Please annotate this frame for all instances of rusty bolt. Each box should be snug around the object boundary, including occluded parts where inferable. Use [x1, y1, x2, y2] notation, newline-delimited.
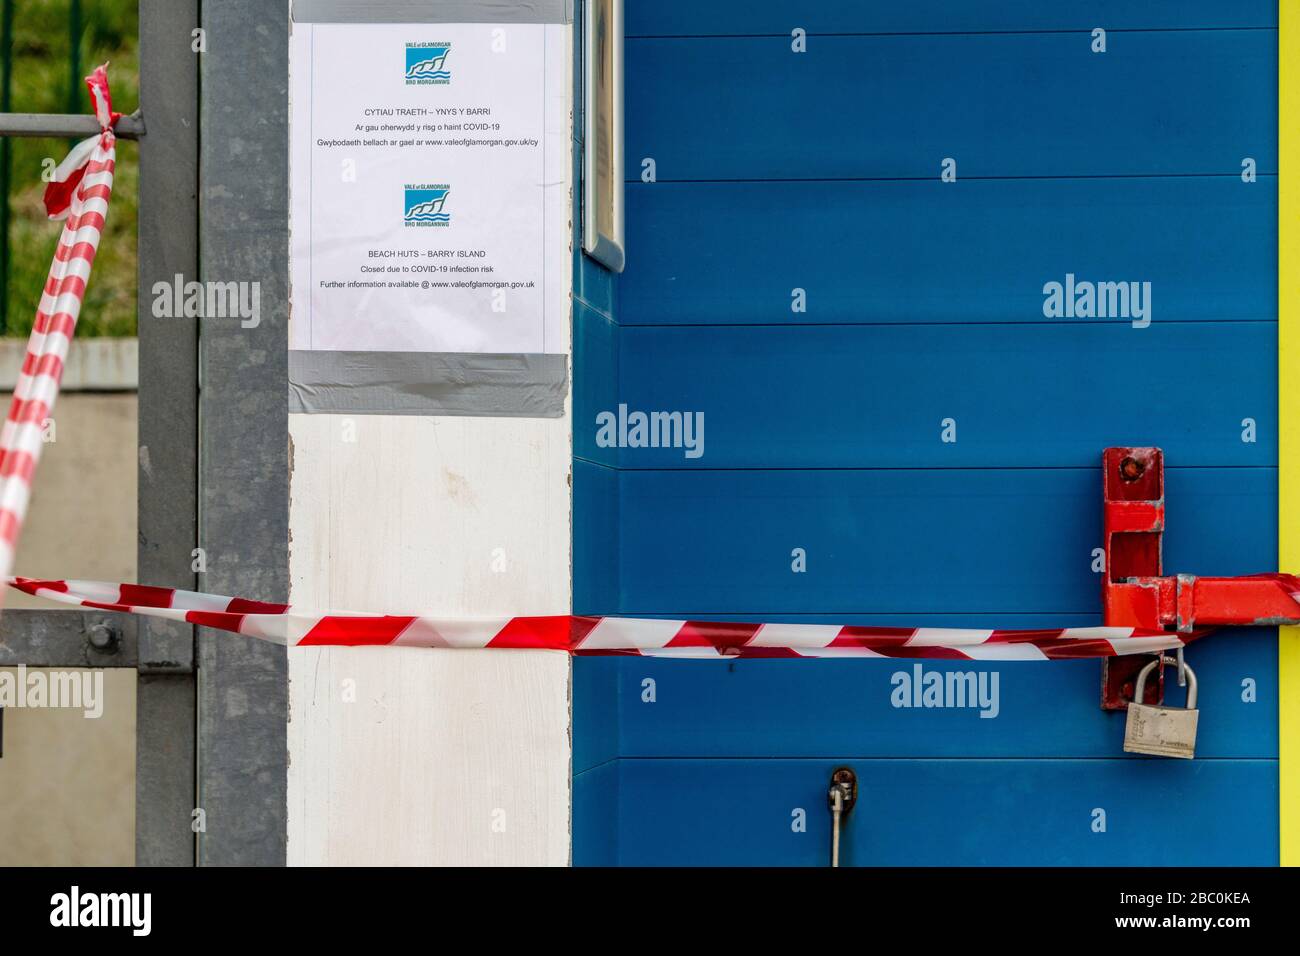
[1119, 456, 1145, 482]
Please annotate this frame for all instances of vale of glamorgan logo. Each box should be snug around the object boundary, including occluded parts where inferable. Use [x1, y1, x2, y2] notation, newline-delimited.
[404, 184, 451, 227]
[406, 42, 451, 84]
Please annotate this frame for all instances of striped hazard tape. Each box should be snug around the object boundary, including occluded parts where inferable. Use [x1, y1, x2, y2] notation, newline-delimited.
[0, 67, 1286, 664]
[7, 575, 1209, 659]
[0, 65, 117, 599]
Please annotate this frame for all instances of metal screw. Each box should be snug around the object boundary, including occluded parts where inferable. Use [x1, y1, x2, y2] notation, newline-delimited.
[86, 622, 117, 652]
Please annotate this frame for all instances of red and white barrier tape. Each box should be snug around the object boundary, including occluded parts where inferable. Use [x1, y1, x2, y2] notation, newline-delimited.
[7, 575, 1210, 659]
[0, 66, 117, 602]
[0, 68, 1286, 663]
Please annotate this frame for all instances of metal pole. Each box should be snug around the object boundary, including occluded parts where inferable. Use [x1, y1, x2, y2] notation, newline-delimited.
[826, 767, 856, 867]
[0, 0, 13, 336]
[67, 0, 81, 146]
[135, 0, 198, 868]
[0, 109, 145, 139]
[829, 789, 843, 867]
[195, 0, 289, 866]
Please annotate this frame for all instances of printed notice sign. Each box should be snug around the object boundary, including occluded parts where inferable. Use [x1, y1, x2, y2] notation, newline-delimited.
[290, 22, 569, 353]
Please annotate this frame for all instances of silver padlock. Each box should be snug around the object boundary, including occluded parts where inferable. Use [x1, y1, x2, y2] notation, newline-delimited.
[1123, 655, 1198, 759]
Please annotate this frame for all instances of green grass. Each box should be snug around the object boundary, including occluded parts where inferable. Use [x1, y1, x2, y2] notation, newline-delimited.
[3, 0, 138, 337]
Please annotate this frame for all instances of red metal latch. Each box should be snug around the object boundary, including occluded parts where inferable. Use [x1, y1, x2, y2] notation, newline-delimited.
[1100, 447, 1300, 709]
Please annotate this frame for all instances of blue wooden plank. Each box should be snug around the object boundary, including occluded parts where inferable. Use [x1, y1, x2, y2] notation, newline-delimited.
[613, 758, 1277, 865]
[573, 303, 618, 466]
[614, 466, 1275, 614]
[572, 762, 620, 866]
[627, 2, 1277, 37]
[621, 178, 1276, 326]
[585, 625, 1275, 759]
[573, 654, 622, 772]
[575, 251, 616, 321]
[573, 459, 620, 612]
[609, 322, 1276, 468]
[626, 32, 1275, 180]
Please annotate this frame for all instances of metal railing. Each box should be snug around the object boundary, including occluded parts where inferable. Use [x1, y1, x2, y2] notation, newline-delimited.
[0, 107, 143, 139]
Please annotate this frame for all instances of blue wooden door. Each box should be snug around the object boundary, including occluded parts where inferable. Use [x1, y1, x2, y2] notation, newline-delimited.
[573, 1, 1279, 865]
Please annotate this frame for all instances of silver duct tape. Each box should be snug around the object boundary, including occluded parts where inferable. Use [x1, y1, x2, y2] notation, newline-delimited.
[292, 0, 571, 24]
[289, 350, 568, 417]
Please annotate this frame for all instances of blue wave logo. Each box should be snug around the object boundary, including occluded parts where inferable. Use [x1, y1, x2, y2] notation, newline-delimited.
[406, 45, 451, 83]
[405, 186, 451, 225]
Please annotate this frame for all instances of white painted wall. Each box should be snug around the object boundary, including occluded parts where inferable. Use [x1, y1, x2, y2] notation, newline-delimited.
[286, 415, 572, 865]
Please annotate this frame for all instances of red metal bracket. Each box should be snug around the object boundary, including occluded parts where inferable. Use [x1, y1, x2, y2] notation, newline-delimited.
[1100, 447, 1300, 709]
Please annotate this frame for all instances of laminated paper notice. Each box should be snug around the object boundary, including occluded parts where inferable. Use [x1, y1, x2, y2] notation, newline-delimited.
[290, 22, 569, 353]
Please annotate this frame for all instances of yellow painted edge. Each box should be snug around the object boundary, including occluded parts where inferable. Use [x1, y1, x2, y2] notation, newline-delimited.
[1281, 0, 1300, 868]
